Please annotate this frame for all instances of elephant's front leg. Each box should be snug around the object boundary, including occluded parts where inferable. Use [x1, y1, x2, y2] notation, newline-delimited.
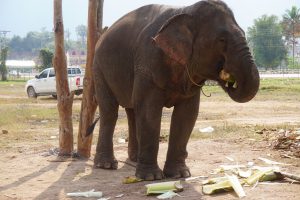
[163, 91, 200, 178]
[134, 80, 165, 181]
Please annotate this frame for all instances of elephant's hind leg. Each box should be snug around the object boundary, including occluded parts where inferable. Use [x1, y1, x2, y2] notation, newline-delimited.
[94, 76, 119, 170]
[125, 108, 138, 162]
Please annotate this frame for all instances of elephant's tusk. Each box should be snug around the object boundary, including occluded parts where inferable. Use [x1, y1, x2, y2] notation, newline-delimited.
[233, 81, 238, 89]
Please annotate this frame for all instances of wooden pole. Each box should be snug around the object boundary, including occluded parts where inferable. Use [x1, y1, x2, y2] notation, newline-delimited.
[53, 0, 74, 156]
[77, 0, 103, 158]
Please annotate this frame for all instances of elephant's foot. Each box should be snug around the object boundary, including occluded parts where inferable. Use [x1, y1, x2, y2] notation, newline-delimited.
[94, 153, 118, 169]
[135, 163, 164, 181]
[163, 162, 191, 178]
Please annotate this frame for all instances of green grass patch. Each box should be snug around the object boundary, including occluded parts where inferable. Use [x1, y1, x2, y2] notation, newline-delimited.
[0, 104, 58, 151]
[256, 78, 300, 101]
[201, 78, 300, 101]
[0, 81, 27, 96]
[204, 78, 300, 93]
[0, 104, 58, 129]
[260, 78, 300, 92]
[0, 80, 27, 84]
[0, 102, 83, 151]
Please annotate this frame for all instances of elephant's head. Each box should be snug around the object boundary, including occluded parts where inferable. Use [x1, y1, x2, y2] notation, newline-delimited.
[153, 0, 259, 103]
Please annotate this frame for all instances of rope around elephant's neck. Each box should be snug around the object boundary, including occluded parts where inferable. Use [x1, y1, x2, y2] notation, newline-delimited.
[185, 65, 211, 97]
[185, 65, 203, 87]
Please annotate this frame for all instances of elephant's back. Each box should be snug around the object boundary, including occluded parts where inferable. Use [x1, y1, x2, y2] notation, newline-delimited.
[97, 4, 178, 55]
[93, 4, 181, 107]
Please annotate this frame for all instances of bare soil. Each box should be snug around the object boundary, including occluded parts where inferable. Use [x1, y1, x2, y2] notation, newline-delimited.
[0, 94, 300, 200]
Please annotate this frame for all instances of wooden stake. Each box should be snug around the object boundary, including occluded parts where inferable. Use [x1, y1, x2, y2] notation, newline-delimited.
[77, 0, 104, 158]
[53, 0, 74, 156]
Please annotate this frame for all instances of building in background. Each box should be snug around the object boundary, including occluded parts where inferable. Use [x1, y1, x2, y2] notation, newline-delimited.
[6, 60, 36, 77]
[67, 50, 86, 67]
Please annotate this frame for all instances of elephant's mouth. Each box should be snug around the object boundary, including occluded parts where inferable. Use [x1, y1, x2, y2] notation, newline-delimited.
[213, 60, 239, 93]
[218, 69, 238, 92]
[216, 66, 260, 103]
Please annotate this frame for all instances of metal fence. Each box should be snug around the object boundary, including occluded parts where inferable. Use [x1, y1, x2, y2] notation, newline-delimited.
[5, 69, 300, 82]
[7, 72, 38, 81]
[259, 69, 300, 78]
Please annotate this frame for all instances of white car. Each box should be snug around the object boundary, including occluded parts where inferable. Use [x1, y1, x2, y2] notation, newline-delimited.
[25, 66, 85, 98]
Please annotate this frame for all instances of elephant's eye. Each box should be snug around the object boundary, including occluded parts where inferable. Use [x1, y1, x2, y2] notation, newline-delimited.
[219, 38, 226, 43]
[218, 37, 227, 52]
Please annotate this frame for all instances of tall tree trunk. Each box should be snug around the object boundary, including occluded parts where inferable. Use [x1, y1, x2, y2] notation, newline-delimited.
[97, 0, 104, 33]
[53, 0, 74, 156]
[77, 0, 104, 158]
[0, 47, 8, 81]
[292, 22, 295, 68]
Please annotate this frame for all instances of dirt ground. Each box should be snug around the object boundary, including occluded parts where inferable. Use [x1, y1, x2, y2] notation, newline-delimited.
[0, 86, 300, 200]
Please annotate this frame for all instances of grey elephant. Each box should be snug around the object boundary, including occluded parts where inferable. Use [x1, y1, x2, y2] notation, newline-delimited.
[92, 0, 260, 180]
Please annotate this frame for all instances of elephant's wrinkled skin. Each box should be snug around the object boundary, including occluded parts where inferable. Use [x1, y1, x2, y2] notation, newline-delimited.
[92, 0, 259, 180]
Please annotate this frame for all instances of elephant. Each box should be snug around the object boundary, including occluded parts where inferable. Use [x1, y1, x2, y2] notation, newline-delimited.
[92, 0, 260, 181]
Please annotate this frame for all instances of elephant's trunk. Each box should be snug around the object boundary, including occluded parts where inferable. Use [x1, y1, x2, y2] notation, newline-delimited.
[221, 39, 260, 103]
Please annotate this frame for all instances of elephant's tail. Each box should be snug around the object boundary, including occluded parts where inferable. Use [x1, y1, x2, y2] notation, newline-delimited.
[86, 116, 100, 137]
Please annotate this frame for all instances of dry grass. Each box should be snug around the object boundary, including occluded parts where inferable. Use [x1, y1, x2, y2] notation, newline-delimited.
[1, 79, 299, 200]
[0, 78, 300, 152]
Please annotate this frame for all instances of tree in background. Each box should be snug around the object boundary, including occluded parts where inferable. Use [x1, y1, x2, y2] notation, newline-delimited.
[65, 29, 71, 42]
[0, 47, 8, 81]
[248, 15, 287, 69]
[38, 48, 53, 71]
[40, 27, 54, 48]
[9, 36, 23, 52]
[282, 6, 300, 69]
[8, 28, 88, 60]
[287, 56, 300, 69]
[9, 30, 54, 59]
[76, 25, 87, 48]
[64, 29, 73, 52]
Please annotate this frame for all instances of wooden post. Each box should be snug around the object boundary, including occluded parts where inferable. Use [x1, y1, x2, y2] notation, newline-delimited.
[77, 0, 104, 158]
[53, 0, 74, 156]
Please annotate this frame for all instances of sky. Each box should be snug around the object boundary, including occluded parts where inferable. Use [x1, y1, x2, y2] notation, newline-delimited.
[0, 0, 299, 39]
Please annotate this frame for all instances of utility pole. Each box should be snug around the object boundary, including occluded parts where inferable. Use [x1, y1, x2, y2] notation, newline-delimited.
[0, 30, 10, 49]
[0, 30, 10, 81]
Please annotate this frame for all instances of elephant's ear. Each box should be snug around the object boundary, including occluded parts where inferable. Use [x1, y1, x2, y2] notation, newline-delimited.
[153, 14, 194, 66]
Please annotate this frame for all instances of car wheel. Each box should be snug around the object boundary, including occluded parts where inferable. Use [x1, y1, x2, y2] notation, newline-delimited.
[52, 94, 57, 99]
[27, 87, 37, 98]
